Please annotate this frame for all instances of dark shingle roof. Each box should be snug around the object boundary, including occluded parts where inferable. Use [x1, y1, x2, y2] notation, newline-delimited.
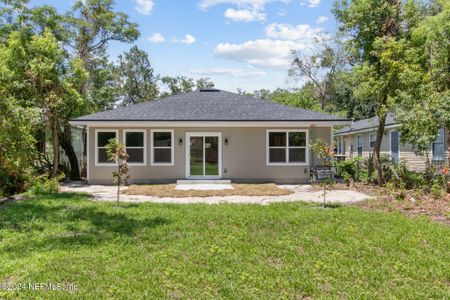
[73, 89, 349, 122]
[335, 112, 396, 134]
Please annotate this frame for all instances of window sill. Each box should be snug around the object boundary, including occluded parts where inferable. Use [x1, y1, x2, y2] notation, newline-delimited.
[151, 163, 174, 166]
[95, 163, 118, 167]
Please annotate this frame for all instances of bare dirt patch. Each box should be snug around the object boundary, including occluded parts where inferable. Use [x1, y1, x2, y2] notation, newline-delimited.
[356, 190, 449, 225]
[312, 182, 449, 225]
[127, 183, 292, 198]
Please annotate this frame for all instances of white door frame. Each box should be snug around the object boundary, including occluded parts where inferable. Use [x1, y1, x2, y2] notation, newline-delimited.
[185, 132, 222, 179]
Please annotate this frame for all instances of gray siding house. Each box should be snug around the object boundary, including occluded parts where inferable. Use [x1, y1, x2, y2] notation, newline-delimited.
[70, 89, 349, 184]
[335, 113, 449, 171]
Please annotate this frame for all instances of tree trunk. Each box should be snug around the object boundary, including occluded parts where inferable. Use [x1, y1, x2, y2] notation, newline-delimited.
[50, 116, 59, 178]
[59, 122, 81, 180]
[372, 112, 387, 186]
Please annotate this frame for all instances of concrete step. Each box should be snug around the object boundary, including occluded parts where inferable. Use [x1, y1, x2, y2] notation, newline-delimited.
[177, 179, 231, 185]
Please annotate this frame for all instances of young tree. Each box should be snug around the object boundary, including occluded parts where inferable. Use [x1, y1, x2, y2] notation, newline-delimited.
[105, 139, 129, 206]
[115, 46, 159, 106]
[334, 0, 403, 185]
[311, 138, 336, 207]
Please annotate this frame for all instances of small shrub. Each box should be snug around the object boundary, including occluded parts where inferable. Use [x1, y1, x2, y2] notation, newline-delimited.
[340, 171, 353, 186]
[0, 165, 33, 197]
[28, 174, 65, 195]
[430, 178, 445, 199]
[336, 157, 365, 182]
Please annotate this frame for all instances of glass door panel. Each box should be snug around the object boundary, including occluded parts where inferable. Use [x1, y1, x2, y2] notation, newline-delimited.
[205, 136, 219, 176]
[190, 137, 203, 176]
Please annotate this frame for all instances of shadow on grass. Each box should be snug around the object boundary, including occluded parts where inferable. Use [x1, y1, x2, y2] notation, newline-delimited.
[0, 192, 170, 256]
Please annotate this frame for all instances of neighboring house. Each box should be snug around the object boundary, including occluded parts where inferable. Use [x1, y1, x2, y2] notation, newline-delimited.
[70, 89, 349, 184]
[335, 113, 449, 171]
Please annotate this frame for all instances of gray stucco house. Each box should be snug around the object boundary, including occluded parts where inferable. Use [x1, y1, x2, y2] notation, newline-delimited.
[70, 89, 349, 184]
[335, 113, 449, 171]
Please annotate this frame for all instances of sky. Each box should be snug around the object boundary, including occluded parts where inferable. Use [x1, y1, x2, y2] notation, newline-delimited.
[30, 0, 338, 92]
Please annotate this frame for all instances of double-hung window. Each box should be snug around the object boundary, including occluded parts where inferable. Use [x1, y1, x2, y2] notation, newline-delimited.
[151, 129, 174, 165]
[357, 135, 363, 157]
[95, 130, 118, 165]
[432, 128, 445, 161]
[267, 130, 308, 165]
[124, 130, 146, 165]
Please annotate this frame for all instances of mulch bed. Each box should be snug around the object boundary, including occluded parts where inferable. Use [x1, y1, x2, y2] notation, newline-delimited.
[127, 183, 293, 198]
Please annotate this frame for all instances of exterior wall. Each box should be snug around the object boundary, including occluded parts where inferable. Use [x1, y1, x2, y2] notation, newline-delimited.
[337, 128, 449, 172]
[87, 126, 332, 184]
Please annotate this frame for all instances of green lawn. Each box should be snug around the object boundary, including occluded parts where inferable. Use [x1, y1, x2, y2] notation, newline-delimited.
[0, 193, 449, 299]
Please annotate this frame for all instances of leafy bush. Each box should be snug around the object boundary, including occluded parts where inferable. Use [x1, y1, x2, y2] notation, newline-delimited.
[28, 174, 65, 195]
[0, 97, 38, 197]
[335, 157, 366, 183]
[0, 165, 33, 197]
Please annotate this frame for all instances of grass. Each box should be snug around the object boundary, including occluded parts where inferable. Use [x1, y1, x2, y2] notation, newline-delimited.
[0, 193, 449, 299]
[127, 183, 292, 197]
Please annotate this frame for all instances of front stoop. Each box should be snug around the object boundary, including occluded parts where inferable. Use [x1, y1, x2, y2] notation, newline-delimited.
[176, 179, 232, 184]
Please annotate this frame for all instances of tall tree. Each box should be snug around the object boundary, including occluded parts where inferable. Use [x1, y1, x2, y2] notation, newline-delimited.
[334, 0, 403, 185]
[289, 36, 346, 111]
[160, 76, 215, 96]
[271, 85, 322, 111]
[0, 0, 28, 41]
[393, 0, 450, 165]
[60, 0, 139, 179]
[115, 46, 159, 106]
[67, 0, 139, 98]
[196, 77, 215, 90]
[0, 29, 85, 178]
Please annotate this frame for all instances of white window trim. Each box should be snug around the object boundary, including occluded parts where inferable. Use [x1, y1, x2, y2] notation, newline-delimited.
[369, 133, 376, 149]
[150, 129, 174, 166]
[95, 129, 119, 166]
[123, 129, 147, 166]
[431, 128, 445, 161]
[266, 129, 309, 166]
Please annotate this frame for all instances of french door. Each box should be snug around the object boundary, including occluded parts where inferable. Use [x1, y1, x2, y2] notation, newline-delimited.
[186, 133, 222, 179]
